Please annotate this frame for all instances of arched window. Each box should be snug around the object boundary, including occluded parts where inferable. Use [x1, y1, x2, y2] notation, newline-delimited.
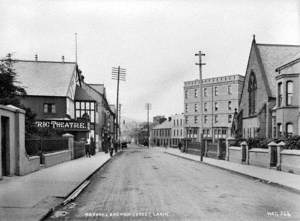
[286, 123, 293, 136]
[286, 81, 293, 106]
[248, 72, 257, 115]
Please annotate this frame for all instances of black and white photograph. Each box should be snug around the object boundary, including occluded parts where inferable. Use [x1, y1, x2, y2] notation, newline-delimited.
[0, 0, 300, 220]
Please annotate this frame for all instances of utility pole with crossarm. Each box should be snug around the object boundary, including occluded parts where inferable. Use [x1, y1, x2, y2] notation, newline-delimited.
[112, 66, 126, 150]
[195, 51, 206, 161]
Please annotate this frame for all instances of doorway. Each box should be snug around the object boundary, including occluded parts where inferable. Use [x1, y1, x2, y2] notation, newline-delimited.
[1, 116, 9, 176]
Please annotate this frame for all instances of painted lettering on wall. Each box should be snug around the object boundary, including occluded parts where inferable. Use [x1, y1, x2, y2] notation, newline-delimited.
[35, 120, 89, 131]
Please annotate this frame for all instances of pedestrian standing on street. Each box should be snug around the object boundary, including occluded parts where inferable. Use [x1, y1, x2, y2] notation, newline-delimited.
[90, 136, 96, 155]
[85, 138, 91, 158]
[178, 141, 182, 150]
[109, 138, 114, 157]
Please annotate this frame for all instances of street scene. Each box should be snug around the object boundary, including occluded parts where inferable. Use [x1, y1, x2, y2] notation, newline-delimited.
[1, 0, 300, 220]
[48, 145, 300, 220]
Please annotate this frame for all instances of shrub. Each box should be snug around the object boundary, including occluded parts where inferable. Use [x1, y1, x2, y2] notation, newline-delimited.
[283, 135, 300, 150]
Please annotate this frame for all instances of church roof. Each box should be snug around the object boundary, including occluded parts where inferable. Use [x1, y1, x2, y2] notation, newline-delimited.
[13, 60, 77, 97]
[256, 43, 300, 96]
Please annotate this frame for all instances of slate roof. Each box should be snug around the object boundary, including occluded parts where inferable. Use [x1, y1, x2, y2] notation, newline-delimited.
[153, 119, 172, 129]
[276, 52, 300, 71]
[13, 60, 77, 97]
[88, 84, 105, 95]
[256, 43, 300, 96]
[74, 85, 95, 101]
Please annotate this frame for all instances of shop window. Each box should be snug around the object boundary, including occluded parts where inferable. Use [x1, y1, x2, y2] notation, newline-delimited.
[286, 81, 293, 106]
[43, 103, 56, 114]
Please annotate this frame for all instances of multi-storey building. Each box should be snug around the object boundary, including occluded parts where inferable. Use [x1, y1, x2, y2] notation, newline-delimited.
[170, 113, 185, 147]
[151, 117, 172, 147]
[13, 56, 115, 151]
[184, 74, 244, 141]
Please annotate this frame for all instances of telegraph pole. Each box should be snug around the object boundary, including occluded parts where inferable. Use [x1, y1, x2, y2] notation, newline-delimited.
[195, 51, 206, 161]
[145, 103, 151, 148]
[112, 66, 126, 150]
[75, 33, 78, 63]
[119, 104, 122, 143]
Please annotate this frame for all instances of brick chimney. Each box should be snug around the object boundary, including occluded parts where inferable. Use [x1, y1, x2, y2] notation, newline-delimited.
[35, 54, 38, 61]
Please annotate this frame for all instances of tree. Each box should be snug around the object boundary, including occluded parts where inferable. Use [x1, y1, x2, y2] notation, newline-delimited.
[0, 54, 37, 137]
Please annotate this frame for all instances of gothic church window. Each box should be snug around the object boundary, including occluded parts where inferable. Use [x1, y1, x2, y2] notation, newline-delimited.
[248, 72, 257, 115]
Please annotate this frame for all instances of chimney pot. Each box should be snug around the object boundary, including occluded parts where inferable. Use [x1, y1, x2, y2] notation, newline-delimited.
[35, 54, 38, 61]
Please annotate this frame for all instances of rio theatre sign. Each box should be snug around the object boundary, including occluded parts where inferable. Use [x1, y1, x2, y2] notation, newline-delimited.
[35, 120, 89, 131]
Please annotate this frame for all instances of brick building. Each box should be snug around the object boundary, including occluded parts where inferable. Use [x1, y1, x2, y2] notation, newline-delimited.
[237, 36, 300, 139]
[184, 74, 244, 142]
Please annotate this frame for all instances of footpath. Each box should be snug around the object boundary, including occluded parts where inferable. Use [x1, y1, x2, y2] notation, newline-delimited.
[161, 147, 300, 193]
[0, 151, 112, 221]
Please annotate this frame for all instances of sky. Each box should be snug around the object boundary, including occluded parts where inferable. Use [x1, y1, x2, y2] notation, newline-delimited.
[0, 0, 299, 122]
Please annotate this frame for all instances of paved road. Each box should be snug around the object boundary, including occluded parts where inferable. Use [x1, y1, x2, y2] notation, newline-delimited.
[49, 145, 300, 220]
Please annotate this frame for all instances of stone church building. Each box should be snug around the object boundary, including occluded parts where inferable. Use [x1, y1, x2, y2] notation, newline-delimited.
[237, 36, 300, 139]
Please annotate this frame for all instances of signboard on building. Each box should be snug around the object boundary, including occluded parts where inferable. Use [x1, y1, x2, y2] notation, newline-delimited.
[35, 120, 89, 131]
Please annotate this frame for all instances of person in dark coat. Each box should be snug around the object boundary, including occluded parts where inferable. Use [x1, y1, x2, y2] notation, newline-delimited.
[178, 141, 183, 150]
[85, 138, 91, 157]
[90, 136, 96, 155]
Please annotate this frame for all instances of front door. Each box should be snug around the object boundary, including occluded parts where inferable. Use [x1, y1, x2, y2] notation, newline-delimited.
[1, 117, 9, 176]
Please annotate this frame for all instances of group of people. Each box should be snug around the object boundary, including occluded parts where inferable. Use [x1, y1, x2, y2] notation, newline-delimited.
[83, 135, 121, 158]
[84, 136, 96, 158]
